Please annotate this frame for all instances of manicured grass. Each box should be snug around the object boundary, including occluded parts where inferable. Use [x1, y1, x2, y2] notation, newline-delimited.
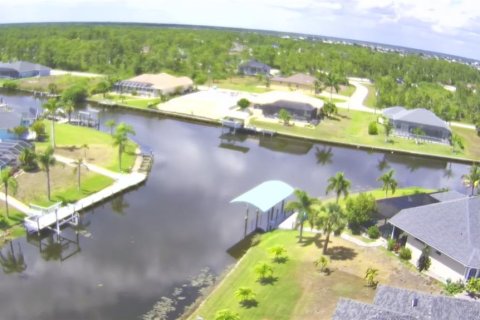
[189, 230, 440, 320]
[250, 110, 480, 161]
[215, 77, 271, 93]
[14, 75, 104, 93]
[364, 84, 377, 108]
[36, 122, 137, 172]
[338, 84, 356, 97]
[0, 208, 26, 243]
[318, 96, 346, 104]
[91, 93, 161, 110]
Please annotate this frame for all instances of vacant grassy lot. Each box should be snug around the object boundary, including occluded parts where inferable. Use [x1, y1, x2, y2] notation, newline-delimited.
[14, 74, 104, 93]
[90, 93, 161, 110]
[190, 231, 440, 320]
[36, 122, 137, 172]
[215, 77, 271, 93]
[9, 165, 113, 207]
[250, 110, 480, 161]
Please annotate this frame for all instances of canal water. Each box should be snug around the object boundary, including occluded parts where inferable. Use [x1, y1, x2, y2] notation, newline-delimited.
[0, 91, 471, 319]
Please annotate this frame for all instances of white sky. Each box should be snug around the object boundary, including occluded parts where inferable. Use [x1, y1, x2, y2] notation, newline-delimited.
[0, 0, 479, 59]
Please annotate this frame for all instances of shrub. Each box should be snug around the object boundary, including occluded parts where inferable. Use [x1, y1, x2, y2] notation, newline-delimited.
[269, 245, 287, 263]
[365, 267, 379, 288]
[314, 255, 330, 273]
[367, 225, 380, 239]
[417, 247, 432, 272]
[254, 262, 274, 283]
[2, 80, 18, 90]
[234, 287, 256, 306]
[387, 238, 396, 251]
[399, 247, 412, 261]
[466, 278, 480, 297]
[237, 98, 250, 109]
[345, 193, 377, 231]
[215, 309, 240, 320]
[368, 121, 378, 135]
[443, 279, 465, 296]
[31, 120, 47, 141]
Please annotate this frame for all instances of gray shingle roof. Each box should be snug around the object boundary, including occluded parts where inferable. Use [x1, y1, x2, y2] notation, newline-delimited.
[383, 106, 450, 130]
[333, 298, 419, 320]
[240, 59, 271, 69]
[373, 285, 480, 320]
[430, 190, 468, 202]
[389, 196, 480, 267]
[261, 100, 315, 112]
[0, 61, 50, 73]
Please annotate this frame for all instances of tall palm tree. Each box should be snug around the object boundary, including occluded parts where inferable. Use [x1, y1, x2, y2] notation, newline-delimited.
[38, 146, 56, 201]
[326, 172, 351, 203]
[324, 73, 340, 102]
[43, 98, 60, 149]
[317, 203, 346, 254]
[0, 241, 26, 274]
[462, 164, 480, 196]
[105, 119, 117, 136]
[112, 122, 135, 172]
[378, 169, 398, 198]
[72, 158, 88, 191]
[63, 100, 75, 123]
[285, 189, 320, 242]
[0, 166, 18, 218]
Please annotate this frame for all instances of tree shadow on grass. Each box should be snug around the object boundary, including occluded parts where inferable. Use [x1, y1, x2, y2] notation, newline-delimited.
[300, 233, 323, 248]
[240, 299, 259, 309]
[258, 276, 279, 286]
[325, 246, 357, 261]
[273, 256, 289, 264]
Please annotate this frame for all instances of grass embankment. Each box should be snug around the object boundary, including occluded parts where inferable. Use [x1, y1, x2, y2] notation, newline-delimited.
[0, 209, 26, 243]
[13, 74, 104, 93]
[190, 230, 440, 320]
[250, 110, 480, 161]
[36, 122, 137, 172]
[90, 93, 161, 110]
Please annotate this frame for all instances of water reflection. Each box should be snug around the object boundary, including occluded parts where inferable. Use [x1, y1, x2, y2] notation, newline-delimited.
[0, 241, 27, 274]
[315, 146, 334, 166]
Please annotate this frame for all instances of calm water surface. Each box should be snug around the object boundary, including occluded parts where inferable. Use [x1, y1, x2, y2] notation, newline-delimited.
[0, 91, 471, 319]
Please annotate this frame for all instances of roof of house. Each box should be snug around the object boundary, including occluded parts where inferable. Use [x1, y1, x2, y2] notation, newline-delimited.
[430, 190, 468, 202]
[0, 61, 50, 73]
[260, 100, 316, 112]
[389, 196, 480, 267]
[0, 111, 22, 130]
[383, 106, 450, 131]
[123, 73, 193, 91]
[375, 193, 438, 220]
[373, 285, 480, 320]
[271, 73, 316, 86]
[333, 298, 418, 320]
[252, 91, 324, 109]
[239, 59, 271, 70]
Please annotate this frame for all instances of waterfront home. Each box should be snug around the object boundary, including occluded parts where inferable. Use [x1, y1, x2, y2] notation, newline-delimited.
[271, 73, 316, 90]
[238, 59, 271, 76]
[333, 285, 480, 320]
[0, 109, 23, 139]
[0, 140, 33, 170]
[389, 192, 480, 282]
[382, 106, 452, 143]
[114, 73, 193, 97]
[0, 61, 50, 79]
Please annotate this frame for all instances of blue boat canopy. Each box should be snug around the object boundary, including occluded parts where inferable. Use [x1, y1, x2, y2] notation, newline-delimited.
[231, 180, 294, 212]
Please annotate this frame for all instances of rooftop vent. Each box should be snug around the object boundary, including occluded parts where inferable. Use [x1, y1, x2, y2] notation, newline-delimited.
[412, 297, 418, 307]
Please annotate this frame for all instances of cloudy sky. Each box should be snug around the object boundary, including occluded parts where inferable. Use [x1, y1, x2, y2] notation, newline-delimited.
[1, 0, 479, 60]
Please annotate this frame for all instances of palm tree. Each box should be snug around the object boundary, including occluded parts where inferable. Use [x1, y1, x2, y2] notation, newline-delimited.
[0, 241, 26, 274]
[462, 164, 480, 196]
[81, 143, 89, 160]
[285, 189, 320, 242]
[105, 119, 117, 136]
[112, 122, 135, 172]
[214, 309, 240, 320]
[38, 146, 56, 201]
[324, 73, 340, 102]
[317, 203, 346, 254]
[43, 98, 60, 149]
[63, 100, 75, 123]
[326, 172, 351, 203]
[278, 108, 292, 126]
[234, 287, 256, 305]
[72, 158, 89, 191]
[269, 245, 287, 262]
[378, 169, 398, 198]
[365, 267, 379, 288]
[384, 120, 394, 143]
[19, 147, 37, 172]
[314, 255, 329, 273]
[254, 262, 274, 282]
[1, 166, 18, 218]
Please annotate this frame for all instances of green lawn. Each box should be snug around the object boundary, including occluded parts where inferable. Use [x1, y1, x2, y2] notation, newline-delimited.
[14, 74, 104, 93]
[318, 96, 346, 104]
[364, 84, 377, 108]
[90, 93, 161, 110]
[0, 208, 26, 241]
[250, 110, 480, 161]
[339, 85, 356, 97]
[36, 122, 137, 172]
[215, 77, 271, 93]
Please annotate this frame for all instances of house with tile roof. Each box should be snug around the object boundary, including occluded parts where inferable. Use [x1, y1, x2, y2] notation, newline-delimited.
[333, 285, 480, 320]
[389, 193, 480, 282]
[114, 73, 193, 97]
[382, 106, 451, 144]
[0, 61, 50, 79]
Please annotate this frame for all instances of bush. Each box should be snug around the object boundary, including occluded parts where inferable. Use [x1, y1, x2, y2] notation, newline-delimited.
[237, 98, 250, 109]
[387, 238, 396, 251]
[345, 193, 377, 231]
[2, 80, 18, 90]
[399, 247, 412, 260]
[368, 121, 378, 135]
[466, 277, 480, 297]
[417, 247, 431, 272]
[367, 225, 380, 239]
[443, 279, 465, 296]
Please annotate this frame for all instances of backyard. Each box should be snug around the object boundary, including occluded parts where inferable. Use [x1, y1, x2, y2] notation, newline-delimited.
[250, 109, 480, 161]
[89, 93, 162, 110]
[189, 230, 440, 320]
[12, 74, 105, 94]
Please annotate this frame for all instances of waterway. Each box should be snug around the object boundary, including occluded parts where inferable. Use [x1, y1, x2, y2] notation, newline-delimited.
[0, 91, 472, 320]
